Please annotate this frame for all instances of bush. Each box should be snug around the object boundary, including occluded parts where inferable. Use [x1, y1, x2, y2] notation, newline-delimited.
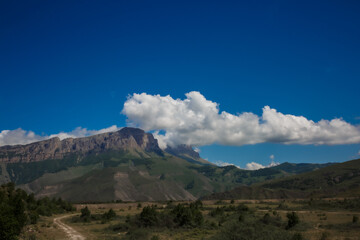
[211, 219, 292, 240]
[291, 233, 304, 240]
[102, 208, 116, 222]
[320, 232, 330, 240]
[139, 206, 158, 227]
[171, 203, 203, 227]
[80, 206, 91, 222]
[237, 203, 249, 212]
[286, 212, 300, 229]
[209, 207, 225, 217]
[124, 228, 151, 240]
[262, 213, 271, 224]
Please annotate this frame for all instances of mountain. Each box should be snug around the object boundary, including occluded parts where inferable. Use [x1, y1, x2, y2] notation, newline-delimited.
[165, 144, 212, 165]
[202, 158, 360, 200]
[0, 127, 213, 201]
[0, 127, 335, 202]
[0, 127, 162, 163]
[272, 162, 334, 174]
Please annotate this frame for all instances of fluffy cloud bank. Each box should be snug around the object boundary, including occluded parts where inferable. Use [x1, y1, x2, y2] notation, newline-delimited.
[122, 91, 360, 148]
[245, 161, 279, 170]
[215, 160, 279, 170]
[0, 125, 120, 146]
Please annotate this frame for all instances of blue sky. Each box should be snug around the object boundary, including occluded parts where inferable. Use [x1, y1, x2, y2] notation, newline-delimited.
[1, 0, 359, 167]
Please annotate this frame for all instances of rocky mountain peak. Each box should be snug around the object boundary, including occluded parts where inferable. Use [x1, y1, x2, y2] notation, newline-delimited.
[0, 127, 162, 163]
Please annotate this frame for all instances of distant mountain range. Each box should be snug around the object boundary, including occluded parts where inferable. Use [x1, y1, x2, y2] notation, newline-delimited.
[0, 127, 339, 202]
[202, 158, 360, 200]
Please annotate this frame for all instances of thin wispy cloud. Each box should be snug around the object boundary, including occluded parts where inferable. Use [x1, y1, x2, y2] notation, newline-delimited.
[122, 91, 360, 148]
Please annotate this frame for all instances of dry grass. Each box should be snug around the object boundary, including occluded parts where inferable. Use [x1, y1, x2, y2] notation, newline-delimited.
[25, 199, 360, 240]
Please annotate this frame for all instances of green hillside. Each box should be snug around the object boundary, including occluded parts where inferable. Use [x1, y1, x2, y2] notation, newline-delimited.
[203, 158, 360, 200]
[0, 127, 337, 202]
[14, 150, 284, 202]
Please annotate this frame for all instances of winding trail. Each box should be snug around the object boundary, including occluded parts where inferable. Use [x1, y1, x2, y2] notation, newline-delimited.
[53, 214, 85, 240]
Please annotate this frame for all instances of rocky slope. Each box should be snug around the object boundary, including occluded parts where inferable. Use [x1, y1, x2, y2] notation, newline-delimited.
[165, 144, 212, 165]
[0, 127, 162, 163]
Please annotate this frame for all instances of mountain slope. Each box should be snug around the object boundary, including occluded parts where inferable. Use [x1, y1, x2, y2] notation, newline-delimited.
[202, 158, 360, 200]
[272, 162, 334, 174]
[0, 127, 222, 201]
[0, 127, 337, 202]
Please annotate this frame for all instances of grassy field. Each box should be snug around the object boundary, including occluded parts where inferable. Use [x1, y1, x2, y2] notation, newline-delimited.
[21, 199, 360, 240]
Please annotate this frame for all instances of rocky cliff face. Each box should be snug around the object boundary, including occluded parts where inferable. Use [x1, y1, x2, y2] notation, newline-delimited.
[165, 144, 200, 159]
[0, 127, 162, 163]
[165, 144, 213, 165]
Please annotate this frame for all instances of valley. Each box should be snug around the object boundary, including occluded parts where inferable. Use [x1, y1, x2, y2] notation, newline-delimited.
[20, 199, 360, 240]
[1, 128, 360, 240]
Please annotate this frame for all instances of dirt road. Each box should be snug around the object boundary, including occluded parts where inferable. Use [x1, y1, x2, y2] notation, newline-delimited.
[53, 214, 85, 240]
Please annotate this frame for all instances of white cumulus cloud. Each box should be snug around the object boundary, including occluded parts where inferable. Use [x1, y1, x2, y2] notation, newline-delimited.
[245, 161, 280, 170]
[122, 91, 360, 148]
[215, 160, 279, 170]
[245, 162, 266, 170]
[0, 125, 120, 147]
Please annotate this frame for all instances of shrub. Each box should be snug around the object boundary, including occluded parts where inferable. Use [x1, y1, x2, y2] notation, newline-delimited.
[211, 219, 292, 240]
[102, 208, 116, 222]
[139, 206, 158, 227]
[209, 207, 225, 217]
[237, 203, 249, 212]
[150, 235, 160, 240]
[171, 203, 203, 227]
[124, 228, 151, 240]
[262, 213, 271, 224]
[320, 232, 330, 240]
[80, 206, 91, 222]
[286, 212, 300, 229]
[291, 233, 304, 240]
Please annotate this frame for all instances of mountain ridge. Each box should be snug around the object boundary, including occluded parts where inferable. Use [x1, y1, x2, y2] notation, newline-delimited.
[202, 158, 360, 200]
[0, 127, 163, 163]
[0, 127, 340, 202]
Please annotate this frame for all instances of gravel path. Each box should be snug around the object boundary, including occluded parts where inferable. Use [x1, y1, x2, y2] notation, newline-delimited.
[53, 214, 85, 240]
